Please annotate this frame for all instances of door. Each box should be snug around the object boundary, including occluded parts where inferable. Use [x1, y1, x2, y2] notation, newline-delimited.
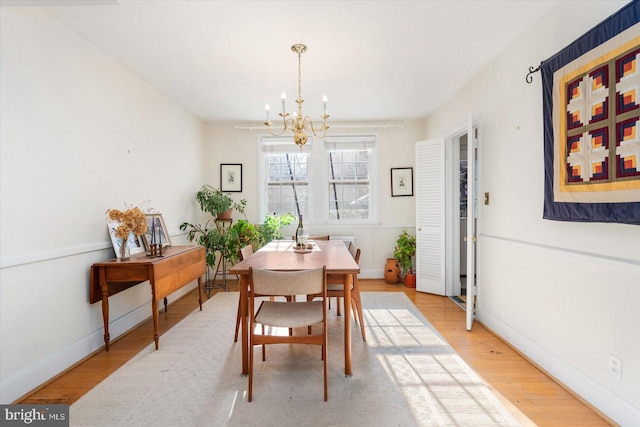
[465, 114, 477, 330]
[415, 139, 446, 295]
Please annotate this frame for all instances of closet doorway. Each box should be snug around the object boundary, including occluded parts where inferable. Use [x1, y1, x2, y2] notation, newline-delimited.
[415, 114, 478, 330]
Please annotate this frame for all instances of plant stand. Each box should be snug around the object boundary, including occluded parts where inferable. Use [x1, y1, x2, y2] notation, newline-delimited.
[203, 218, 234, 297]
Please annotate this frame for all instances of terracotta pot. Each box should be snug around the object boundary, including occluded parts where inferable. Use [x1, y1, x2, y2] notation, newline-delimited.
[384, 258, 400, 284]
[404, 272, 416, 288]
[216, 209, 232, 220]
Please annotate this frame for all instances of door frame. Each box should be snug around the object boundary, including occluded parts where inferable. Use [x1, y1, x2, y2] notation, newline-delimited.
[446, 128, 464, 297]
[444, 116, 479, 330]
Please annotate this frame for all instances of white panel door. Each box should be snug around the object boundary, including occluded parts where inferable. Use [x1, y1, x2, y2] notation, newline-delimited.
[415, 139, 446, 295]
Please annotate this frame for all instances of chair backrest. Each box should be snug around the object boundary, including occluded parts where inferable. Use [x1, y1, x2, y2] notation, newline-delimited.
[239, 245, 254, 261]
[250, 267, 326, 296]
[348, 242, 361, 264]
[291, 235, 330, 241]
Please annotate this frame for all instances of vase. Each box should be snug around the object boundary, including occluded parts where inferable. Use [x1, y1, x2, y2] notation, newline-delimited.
[384, 258, 400, 284]
[119, 239, 131, 261]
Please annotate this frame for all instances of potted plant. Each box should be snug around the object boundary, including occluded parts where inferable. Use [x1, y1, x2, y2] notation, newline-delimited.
[181, 182, 294, 269]
[195, 184, 246, 219]
[394, 230, 416, 287]
[257, 212, 295, 245]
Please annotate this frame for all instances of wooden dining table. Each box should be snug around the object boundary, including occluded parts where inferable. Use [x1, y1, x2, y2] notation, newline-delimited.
[229, 239, 360, 376]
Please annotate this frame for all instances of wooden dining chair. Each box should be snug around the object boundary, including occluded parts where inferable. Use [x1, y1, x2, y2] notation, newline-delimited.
[325, 242, 366, 341]
[248, 266, 328, 402]
[233, 244, 254, 342]
[291, 235, 330, 241]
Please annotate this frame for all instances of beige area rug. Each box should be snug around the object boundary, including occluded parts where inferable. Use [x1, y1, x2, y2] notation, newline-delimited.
[70, 292, 521, 426]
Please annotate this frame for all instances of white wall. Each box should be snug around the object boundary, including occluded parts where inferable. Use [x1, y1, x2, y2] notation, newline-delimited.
[423, 1, 640, 425]
[0, 8, 204, 403]
[203, 121, 425, 277]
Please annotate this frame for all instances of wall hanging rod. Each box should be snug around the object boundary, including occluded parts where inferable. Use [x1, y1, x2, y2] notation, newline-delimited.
[526, 62, 543, 84]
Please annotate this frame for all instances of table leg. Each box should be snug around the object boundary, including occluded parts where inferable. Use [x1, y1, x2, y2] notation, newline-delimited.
[197, 276, 203, 311]
[344, 273, 353, 376]
[240, 274, 249, 375]
[99, 269, 111, 351]
[151, 284, 159, 350]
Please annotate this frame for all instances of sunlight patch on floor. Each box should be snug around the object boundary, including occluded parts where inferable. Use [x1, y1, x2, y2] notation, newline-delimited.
[367, 308, 518, 426]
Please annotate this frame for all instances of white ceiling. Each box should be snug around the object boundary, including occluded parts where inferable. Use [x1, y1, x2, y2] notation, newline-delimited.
[5, 0, 560, 122]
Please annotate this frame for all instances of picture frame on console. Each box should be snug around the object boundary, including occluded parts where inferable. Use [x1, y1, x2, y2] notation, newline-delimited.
[141, 213, 172, 251]
[107, 224, 146, 259]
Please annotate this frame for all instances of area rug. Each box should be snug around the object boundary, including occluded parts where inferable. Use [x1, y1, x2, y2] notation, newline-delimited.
[70, 292, 521, 426]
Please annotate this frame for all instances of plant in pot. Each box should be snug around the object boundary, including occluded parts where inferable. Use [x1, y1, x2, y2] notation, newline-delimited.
[195, 184, 246, 220]
[394, 230, 416, 287]
[180, 185, 247, 269]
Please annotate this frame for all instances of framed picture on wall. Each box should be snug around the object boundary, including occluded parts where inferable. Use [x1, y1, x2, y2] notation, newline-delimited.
[220, 163, 242, 192]
[391, 167, 413, 197]
[141, 213, 172, 250]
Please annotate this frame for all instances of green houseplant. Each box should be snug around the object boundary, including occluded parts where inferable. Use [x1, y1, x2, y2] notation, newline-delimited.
[180, 185, 247, 269]
[394, 230, 416, 285]
[195, 184, 246, 219]
[258, 212, 295, 245]
[181, 184, 294, 270]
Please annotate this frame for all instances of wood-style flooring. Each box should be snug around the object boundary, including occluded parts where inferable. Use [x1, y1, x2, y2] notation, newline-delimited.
[17, 279, 613, 426]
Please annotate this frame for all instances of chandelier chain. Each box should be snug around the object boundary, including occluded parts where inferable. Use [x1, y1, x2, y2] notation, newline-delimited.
[297, 49, 302, 103]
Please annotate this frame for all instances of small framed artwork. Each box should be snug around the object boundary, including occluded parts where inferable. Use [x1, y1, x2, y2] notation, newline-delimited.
[106, 223, 146, 258]
[141, 213, 172, 250]
[391, 167, 414, 197]
[220, 163, 242, 192]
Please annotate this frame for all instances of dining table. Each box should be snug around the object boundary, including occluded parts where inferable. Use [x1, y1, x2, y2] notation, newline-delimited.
[229, 239, 360, 376]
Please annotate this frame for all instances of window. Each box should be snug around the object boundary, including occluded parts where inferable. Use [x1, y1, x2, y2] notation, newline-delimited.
[259, 135, 376, 223]
[327, 148, 371, 220]
[266, 152, 309, 219]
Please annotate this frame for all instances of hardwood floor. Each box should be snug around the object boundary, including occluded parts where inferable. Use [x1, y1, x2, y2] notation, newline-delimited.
[18, 279, 612, 426]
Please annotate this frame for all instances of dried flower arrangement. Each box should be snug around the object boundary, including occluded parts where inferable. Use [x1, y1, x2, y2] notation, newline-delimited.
[107, 206, 147, 239]
[105, 203, 150, 260]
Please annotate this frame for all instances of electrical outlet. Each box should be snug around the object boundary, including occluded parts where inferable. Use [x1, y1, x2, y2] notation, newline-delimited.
[609, 354, 622, 379]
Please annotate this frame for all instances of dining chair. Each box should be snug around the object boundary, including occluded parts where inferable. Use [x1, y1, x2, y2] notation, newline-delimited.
[324, 242, 366, 341]
[248, 266, 328, 402]
[233, 244, 254, 343]
[291, 235, 330, 241]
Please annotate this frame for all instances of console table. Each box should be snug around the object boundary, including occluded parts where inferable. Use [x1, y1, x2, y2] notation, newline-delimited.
[90, 245, 206, 351]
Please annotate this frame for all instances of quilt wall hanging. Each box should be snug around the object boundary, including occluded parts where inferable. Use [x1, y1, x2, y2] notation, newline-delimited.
[541, 0, 640, 225]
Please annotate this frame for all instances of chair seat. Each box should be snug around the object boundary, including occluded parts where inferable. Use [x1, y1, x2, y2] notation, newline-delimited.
[256, 300, 324, 328]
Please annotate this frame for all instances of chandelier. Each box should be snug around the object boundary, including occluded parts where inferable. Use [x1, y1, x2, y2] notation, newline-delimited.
[264, 44, 329, 147]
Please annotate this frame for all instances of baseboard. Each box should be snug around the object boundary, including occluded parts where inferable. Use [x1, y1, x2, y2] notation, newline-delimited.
[359, 269, 382, 279]
[477, 307, 639, 426]
[1, 283, 196, 404]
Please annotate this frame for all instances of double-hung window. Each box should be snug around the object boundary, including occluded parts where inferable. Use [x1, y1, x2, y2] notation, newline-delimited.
[325, 136, 375, 221]
[259, 134, 376, 223]
[260, 137, 311, 219]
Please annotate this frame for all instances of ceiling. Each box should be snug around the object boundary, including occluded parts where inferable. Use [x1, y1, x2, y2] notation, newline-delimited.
[3, 0, 559, 123]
